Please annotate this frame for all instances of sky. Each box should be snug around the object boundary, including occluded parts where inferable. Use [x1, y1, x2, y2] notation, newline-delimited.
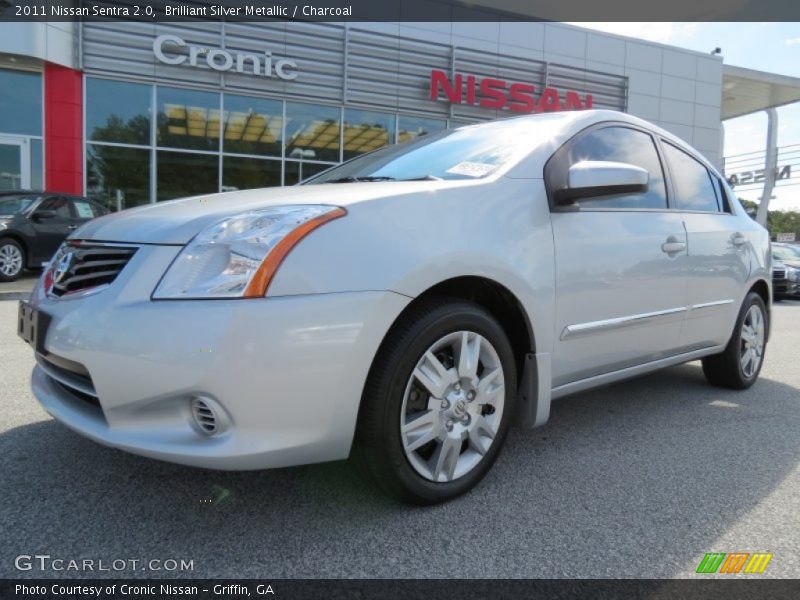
[570, 23, 800, 211]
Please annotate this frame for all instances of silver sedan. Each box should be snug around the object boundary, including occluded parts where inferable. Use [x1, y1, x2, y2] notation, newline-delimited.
[20, 110, 771, 503]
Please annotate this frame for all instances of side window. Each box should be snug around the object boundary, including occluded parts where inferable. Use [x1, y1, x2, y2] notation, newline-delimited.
[662, 143, 720, 212]
[36, 197, 73, 218]
[563, 126, 668, 209]
[73, 199, 100, 219]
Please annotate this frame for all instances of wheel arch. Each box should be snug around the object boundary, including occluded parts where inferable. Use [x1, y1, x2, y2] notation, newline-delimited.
[357, 276, 538, 434]
[748, 278, 771, 341]
[407, 276, 536, 374]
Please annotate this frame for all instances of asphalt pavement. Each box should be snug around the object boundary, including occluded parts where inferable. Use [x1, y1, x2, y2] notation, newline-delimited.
[1, 290, 799, 579]
[0, 273, 37, 301]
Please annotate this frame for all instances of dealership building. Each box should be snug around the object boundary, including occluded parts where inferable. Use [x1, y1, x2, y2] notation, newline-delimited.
[1, 18, 799, 210]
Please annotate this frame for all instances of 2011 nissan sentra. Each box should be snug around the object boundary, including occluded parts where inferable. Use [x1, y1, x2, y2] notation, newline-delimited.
[19, 110, 771, 504]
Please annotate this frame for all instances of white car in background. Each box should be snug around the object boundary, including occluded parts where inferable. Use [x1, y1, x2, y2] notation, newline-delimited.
[20, 110, 771, 504]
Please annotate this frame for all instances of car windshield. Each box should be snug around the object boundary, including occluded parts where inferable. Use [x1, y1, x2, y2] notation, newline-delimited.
[0, 194, 39, 216]
[773, 245, 800, 262]
[304, 117, 544, 184]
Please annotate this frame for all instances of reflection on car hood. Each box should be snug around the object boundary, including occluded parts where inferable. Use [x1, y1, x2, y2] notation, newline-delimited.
[71, 181, 463, 245]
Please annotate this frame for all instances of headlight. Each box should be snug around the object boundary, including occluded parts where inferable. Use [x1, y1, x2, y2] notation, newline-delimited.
[153, 205, 345, 299]
[788, 267, 799, 282]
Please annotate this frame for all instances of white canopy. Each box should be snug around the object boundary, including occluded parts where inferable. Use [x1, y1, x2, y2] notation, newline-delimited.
[723, 65, 800, 120]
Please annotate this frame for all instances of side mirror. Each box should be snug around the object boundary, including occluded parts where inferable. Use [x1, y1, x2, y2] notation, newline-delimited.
[32, 209, 56, 221]
[556, 161, 649, 204]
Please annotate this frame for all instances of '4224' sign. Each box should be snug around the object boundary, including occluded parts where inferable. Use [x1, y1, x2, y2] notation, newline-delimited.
[727, 165, 791, 187]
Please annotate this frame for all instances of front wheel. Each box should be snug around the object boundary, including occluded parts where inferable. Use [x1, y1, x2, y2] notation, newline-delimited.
[0, 238, 25, 282]
[702, 292, 768, 390]
[353, 298, 517, 504]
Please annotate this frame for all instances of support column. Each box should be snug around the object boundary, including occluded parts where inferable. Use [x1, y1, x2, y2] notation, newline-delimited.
[44, 63, 83, 194]
[756, 108, 778, 227]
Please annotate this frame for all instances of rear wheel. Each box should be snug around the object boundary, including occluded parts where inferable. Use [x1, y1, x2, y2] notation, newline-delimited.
[0, 239, 24, 282]
[354, 298, 517, 504]
[702, 292, 767, 389]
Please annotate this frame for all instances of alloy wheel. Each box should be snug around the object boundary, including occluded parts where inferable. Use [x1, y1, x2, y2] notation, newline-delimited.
[740, 304, 765, 378]
[400, 330, 505, 483]
[0, 243, 22, 278]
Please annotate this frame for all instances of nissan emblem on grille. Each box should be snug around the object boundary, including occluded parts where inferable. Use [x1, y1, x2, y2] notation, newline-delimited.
[53, 252, 75, 284]
[48, 243, 138, 297]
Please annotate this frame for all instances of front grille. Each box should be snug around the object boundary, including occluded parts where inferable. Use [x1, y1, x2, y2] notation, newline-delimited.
[773, 269, 786, 280]
[36, 353, 102, 412]
[50, 243, 137, 297]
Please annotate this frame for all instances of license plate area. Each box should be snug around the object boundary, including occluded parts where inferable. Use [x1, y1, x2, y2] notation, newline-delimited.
[18, 301, 51, 354]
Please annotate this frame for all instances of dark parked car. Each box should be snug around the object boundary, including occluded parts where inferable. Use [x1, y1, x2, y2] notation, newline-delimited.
[772, 243, 800, 300]
[0, 191, 108, 282]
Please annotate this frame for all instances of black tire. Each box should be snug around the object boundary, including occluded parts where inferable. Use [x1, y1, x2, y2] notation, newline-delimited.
[353, 297, 518, 505]
[0, 238, 25, 282]
[702, 292, 768, 390]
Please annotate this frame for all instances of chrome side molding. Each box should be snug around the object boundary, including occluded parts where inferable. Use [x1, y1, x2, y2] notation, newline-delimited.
[561, 306, 687, 341]
[691, 299, 734, 310]
[561, 299, 735, 341]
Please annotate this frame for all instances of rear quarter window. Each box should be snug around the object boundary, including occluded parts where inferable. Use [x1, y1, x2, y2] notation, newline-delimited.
[662, 142, 721, 212]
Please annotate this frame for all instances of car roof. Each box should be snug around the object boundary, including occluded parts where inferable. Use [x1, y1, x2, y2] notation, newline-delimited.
[0, 190, 44, 196]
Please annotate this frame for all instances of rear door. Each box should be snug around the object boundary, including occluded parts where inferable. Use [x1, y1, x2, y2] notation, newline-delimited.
[548, 124, 689, 387]
[660, 141, 749, 349]
[70, 197, 106, 230]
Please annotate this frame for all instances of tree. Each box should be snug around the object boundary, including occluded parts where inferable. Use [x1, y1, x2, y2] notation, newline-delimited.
[739, 198, 800, 241]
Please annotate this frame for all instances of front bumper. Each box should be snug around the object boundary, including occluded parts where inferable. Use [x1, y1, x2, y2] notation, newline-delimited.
[28, 244, 409, 470]
[773, 278, 800, 297]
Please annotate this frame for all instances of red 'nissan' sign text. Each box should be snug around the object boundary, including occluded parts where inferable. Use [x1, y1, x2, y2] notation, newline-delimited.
[429, 69, 593, 113]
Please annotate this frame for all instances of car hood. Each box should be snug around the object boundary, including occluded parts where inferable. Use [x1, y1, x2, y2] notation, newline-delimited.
[71, 181, 462, 245]
[778, 259, 800, 269]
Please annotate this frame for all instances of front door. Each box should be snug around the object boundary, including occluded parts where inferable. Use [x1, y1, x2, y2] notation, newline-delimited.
[547, 124, 689, 387]
[29, 196, 75, 263]
[0, 136, 31, 190]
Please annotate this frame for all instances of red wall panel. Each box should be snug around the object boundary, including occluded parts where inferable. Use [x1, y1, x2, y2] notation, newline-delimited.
[44, 63, 83, 194]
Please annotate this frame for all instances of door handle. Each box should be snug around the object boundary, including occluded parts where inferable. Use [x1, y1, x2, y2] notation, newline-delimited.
[731, 232, 747, 246]
[661, 236, 686, 254]
[68, 225, 78, 230]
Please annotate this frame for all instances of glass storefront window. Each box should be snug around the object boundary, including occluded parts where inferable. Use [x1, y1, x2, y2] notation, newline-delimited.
[78, 79, 505, 201]
[86, 145, 150, 211]
[285, 102, 340, 163]
[0, 144, 22, 189]
[86, 78, 151, 145]
[398, 116, 445, 144]
[223, 94, 283, 157]
[157, 87, 220, 152]
[222, 156, 282, 191]
[342, 109, 394, 160]
[0, 68, 42, 136]
[157, 151, 218, 201]
[284, 160, 334, 185]
[448, 120, 475, 129]
[30, 139, 43, 190]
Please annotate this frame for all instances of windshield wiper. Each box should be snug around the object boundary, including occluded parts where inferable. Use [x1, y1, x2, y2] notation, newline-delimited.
[326, 176, 397, 183]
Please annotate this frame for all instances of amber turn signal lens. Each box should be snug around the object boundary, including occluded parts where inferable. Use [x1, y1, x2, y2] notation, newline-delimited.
[242, 207, 347, 298]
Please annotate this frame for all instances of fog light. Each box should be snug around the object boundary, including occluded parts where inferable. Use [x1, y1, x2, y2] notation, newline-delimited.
[190, 397, 219, 435]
